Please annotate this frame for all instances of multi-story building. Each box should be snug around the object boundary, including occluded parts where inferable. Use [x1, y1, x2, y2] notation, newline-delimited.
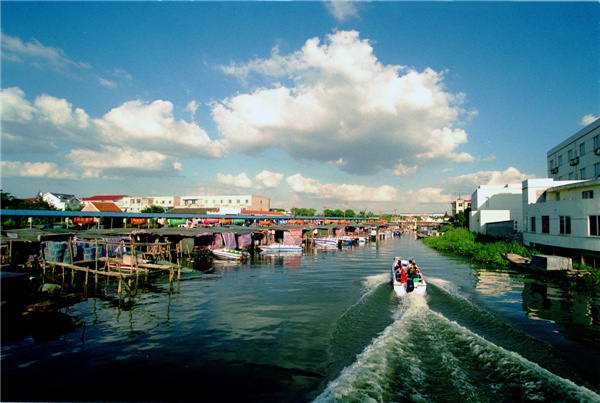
[119, 196, 180, 212]
[180, 195, 270, 212]
[547, 118, 600, 181]
[120, 197, 153, 212]
[451, 197, 471, 216]
[522, 178, 600, 265]
[469, 184, 523, 236]
[41, 192, 83, 211]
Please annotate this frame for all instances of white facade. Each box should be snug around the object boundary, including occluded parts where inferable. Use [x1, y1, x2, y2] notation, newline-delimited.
[119, 196, 180, 212]
[522, 178, 600, 254]
[547, 118, 600, 181]
[41, 192, 83, 211]
[451, 197, 471, 216]
[120, 197, 153, 212]
[180, 195, 270, 212]
[469, 184, 523, 234]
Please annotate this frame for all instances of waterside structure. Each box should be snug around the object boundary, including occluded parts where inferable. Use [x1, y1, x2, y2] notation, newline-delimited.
[1, 209, 396, 306]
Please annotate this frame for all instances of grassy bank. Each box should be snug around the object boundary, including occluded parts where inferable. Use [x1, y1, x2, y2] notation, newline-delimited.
[422, 226, 600, 286]
[422, 227, 532, 267]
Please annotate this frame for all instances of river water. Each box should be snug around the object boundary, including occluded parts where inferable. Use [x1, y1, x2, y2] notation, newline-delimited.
[2, 235, 599, 402]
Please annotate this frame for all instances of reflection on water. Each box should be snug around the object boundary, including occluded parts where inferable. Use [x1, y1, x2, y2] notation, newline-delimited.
[2, 236, 599, 402]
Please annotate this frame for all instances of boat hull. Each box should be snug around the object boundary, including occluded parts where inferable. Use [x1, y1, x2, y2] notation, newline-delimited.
[391, 256, 427, 296]
[259, 244, 303, 252]
[212, 249, 248, 260]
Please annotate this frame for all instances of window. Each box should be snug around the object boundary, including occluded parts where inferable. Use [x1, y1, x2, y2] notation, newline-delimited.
[580, 142, 586, 156]
[580, 167, 587, 180]
[541, 216, 550, 233]
[583, 190, 594, 199]
[596, 163, 600, 177]
[569, 172, 575, 180]
[556, 192, 560, 201]
[550, 160, 555, 169]
[568, 149, 574, 160]
[530, 217, 536, 233]
[559, 216, 571, 234]
[558, 155, 563, 166]
[590, 216, 600, 236]
[595, 135, 600, 151]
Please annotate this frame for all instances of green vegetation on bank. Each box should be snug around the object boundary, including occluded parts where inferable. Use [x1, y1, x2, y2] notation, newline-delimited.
[423, 226, 532, 268]
[423, 226, 599, 286]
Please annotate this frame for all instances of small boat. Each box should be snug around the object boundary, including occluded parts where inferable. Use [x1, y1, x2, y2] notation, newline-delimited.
[212, 248, 249, 260]
[259, 244, 303, 252]
[335, 236, 359, 246]
[502, 253, 572, 274]
[391, 256, 427, 296]
[313, 238, 340, 248]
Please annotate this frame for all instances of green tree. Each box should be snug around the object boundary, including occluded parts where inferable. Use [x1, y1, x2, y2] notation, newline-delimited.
[1, 191, 56, 227]
[344, 209, 356, 218]
[292, 207, 316, 217]
[141, 205, 165, 214]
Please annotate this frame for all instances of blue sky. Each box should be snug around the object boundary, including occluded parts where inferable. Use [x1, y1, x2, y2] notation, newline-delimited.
[1, 1, 598, 214]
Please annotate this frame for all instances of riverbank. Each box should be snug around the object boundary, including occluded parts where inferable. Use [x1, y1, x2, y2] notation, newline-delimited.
[422, 227, 600, 286]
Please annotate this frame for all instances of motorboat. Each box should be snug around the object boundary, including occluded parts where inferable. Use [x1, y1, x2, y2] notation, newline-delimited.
[313, 238, 340, 248]
[391, 256, 427, 296]
[259, 244, 303, 252]
[212, 248, 249, 260]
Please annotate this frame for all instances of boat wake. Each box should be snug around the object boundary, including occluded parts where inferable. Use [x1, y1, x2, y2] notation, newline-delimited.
[315, 292, 600, 402]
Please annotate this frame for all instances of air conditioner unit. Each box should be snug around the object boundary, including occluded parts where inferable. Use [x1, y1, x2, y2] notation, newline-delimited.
[595, 148, 600, 155]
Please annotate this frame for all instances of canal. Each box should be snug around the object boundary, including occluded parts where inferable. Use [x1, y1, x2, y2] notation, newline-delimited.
[2, 235, 599, 402]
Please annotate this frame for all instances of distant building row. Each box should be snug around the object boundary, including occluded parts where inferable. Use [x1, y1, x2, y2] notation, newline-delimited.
[465, 118, 600, 265]
[39, 194, 270, 214]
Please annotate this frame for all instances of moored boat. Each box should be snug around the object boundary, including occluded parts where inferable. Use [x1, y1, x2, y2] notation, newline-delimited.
[391, 256, 427, 296]
[502, 253, 572, 275]
[313, 238, 341, 248]
[259, 244, 303, 252]
[212, 249, 249, 260]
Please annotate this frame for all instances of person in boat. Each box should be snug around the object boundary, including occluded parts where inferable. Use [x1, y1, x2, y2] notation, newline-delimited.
[394, 261, 402, 281]
[408, 260, 416, 275]
[400, 266, 407, 283]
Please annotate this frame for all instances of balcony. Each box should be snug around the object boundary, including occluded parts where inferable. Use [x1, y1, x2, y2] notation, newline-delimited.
[569, 157, 579, 166]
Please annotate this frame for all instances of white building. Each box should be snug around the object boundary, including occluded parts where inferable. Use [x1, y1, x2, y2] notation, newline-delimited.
[180, 195, 270, 212]
[469, 184, 523, 236]
[451, 197, 471, 216]
[41, 192, 83, 211]
[547, 118, 600, 181]
[120, 197, 153, 212]
[119, 196, 180, 212]
[523, 178, 600, 264]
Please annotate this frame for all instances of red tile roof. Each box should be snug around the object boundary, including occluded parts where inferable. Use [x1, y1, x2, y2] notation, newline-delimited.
[241, 210, 286, 216]
[82, 202, 123, 213]
[80, 195, 127, 201]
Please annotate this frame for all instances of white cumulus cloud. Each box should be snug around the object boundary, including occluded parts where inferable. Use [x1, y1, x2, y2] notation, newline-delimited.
[324, 1, 359, 23]
[451, 167, 536, 190]
[254, 170, 284, 189]
[96, 99, 226, 158]
[580, 114, 599, 126]
[1, 161, 78, 179]
[216, 172, 253, 188]
[214, 30, 475, 175]
[286, 173, 397, 202]
[1, 87, 36, 122]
